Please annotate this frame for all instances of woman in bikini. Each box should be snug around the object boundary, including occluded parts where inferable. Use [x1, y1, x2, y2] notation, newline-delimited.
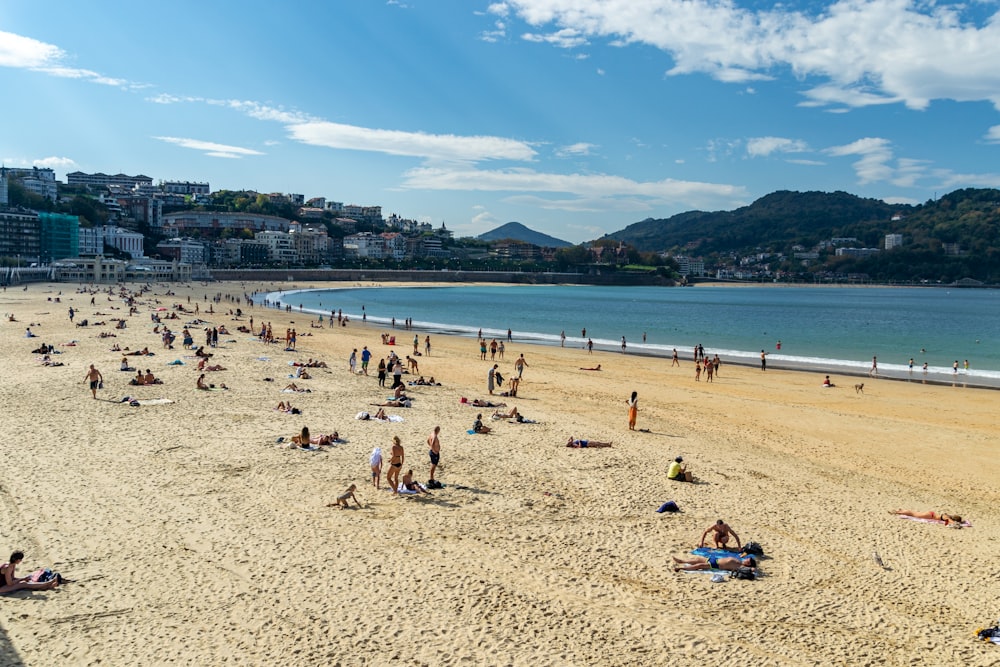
[1, 552, 58, 593]
[890, 509, 963, 525]
[387, 436, 404, 494]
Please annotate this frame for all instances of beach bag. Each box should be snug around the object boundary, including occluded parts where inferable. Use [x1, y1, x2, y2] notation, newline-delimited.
[742, 541, 764, 556]
[978, 626, 1000, 641]
[731, 567, 756, 581]
[29, 568, 56, 583]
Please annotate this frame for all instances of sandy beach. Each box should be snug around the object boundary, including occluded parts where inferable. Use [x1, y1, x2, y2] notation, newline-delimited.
[1, 280, 998, 666]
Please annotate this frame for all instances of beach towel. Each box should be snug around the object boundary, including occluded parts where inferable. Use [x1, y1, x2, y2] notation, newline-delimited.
[691, 547, 743, 559]
[128, 398, 174, 406]
[167, 359, 185, 365]
[896, 515, 973, 528]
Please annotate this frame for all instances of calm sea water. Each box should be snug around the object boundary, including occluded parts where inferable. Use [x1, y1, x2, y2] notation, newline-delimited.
[266, 285, 1000, 387]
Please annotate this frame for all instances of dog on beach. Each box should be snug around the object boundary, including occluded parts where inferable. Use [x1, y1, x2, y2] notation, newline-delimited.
[854, 383, 864, 394]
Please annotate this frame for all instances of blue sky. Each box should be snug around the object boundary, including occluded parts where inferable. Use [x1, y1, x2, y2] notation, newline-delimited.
[2, 0, 999, 244]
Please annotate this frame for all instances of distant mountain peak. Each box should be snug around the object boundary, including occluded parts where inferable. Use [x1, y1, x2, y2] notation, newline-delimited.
[477, 222, 572, 247]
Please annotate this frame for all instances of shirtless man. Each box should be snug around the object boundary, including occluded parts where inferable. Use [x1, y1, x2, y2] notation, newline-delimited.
[83, 364, 103, 399]
[388, 436, 404, 495]
[427, 426, 441, 482]
[566, 437, 612, 448]
[700, 519, 741, 550]
[672, 554, 756, 573]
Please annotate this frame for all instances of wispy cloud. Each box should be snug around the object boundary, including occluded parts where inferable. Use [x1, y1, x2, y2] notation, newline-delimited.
[746, 136, 808, 158]
[400, 165, 749, 212]
[286, 121, 537, 162]
[556, 142, 595, 157]
[492, 1, 1000, 111]
[986, 125, 1000, 144]
[33, 156, 77, 170]
[1, 30, 140, 87]
[153, 136, 264, 159]
[826, 137, 895, 184]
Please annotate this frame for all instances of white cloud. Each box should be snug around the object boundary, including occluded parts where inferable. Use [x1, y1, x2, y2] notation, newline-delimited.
[746, 136, 808, 157]
[555, 142, 595, 157]
[400, 165, 749, 212]
[826, 137, 894, 184]
[286, 121, 537, 162]
[0, 30, 138, 87]
[786, 158, 825, 166]
[153, 136, 264, 159]
[497, 0, 1000, 110]
[0, 30, 62, 68]
[33, 156, 77, 170]
[522, 28, 588, 48]
[986, 125, 1000, 144]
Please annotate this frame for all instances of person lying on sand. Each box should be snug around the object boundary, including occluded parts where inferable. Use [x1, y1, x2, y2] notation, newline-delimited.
[472, 399, 506, 408]
[283, 383, 311, 393]
[291, 426, 339, 447]
[890, 509, 963, 525]
[371, 398, 412, 408]
[565, 437, 612, 448]
[672, 554, 757, 573]
[492, 407, 520, 420]
[328, 484, 362, 509]
[579, 365, 602, 371]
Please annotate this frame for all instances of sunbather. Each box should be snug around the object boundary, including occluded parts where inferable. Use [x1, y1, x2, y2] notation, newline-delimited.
[566, 437, 612, 448]
[890, 509, 963, 525]
[672, 554, 757, 572]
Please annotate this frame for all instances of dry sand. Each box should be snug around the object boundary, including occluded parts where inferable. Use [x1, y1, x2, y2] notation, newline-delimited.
[1, 281, 998, 666]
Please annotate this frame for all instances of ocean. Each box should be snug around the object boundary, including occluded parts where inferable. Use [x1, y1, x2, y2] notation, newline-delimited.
[263, 284, 1000, 388]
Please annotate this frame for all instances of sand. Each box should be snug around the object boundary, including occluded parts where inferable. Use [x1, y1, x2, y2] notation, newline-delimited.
[1, 281, 998, 666]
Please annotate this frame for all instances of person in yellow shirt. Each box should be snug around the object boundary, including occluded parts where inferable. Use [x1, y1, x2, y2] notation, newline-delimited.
[667, 456, 693, 482]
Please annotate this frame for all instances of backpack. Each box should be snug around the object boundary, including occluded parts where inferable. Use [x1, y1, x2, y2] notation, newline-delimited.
[741, 541, 764, 556]
[978, 626, 1000, 641]
[731, 567, 756, 581]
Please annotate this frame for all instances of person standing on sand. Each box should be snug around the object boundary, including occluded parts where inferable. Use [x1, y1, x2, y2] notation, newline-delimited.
[387, 436, 404, 495]
[427, 426, 441, 482]
[627, 391, 638, 431]
[83, 364, 103, 399]
[370, 447, 383, 489]
[488, 364, 498, 395]
[672, 349, 680, 366]
[424, 336, 431, 356]
[870, 356, 878, 377]
[587, 339, 594, 354]
[760, 350, 767, 371]
[621, 336, 627, 354]
[560, 331, 566, 347]
[349, 349, 357, 374]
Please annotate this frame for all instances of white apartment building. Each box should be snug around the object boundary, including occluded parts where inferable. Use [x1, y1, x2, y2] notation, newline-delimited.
[66, 171, 153, 190]
[256, 230, 298, 265]
[343, 232, 384, 259]
[885, 233, 904, 250]
[381, 232, 407, 260]
[162, 180, 210, 195]
[3, 167, 58, 200]
[156, 238, 208, 265]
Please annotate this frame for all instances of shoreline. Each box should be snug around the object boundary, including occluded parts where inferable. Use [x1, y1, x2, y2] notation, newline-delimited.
[2, 280, 997, 665]
[265, 286, 1000, 391]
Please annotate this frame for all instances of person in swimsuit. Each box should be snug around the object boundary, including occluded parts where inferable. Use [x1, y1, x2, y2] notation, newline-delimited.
[472, 414, 492, 434]
[672, 554, 757, 572]
[427, 426, 441, 483]
[700, 520, 741, 550]
[387, 436, 404, 494]
[401, 469, 430, 494]
[566, 437, 612, 448]
[890, 509, 963, 525]
[328, 484, 362, 509]
[83, 364, 103, 399]
[1, 551, 59, 593]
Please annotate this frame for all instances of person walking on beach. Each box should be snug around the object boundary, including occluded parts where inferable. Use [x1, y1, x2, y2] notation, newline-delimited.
[953, 360, 959, 374]
[370, 447, 382, 489]
[377, 358, 387, 387]
[424, 335, 431, 356]
[488, 364, 498, 395]
[427, 425, 441, 483]
[83, 364, 103, 399]
[587, 339, 594, 354]
[387, 436, 404, 495]
[514, 354, 528, 379]
[869, 356, 878, 377]
[349, 349, 357, 374]
[627, 391, 638, 431]
[560, 330, 566, 347]
[621, 336, 627, 354]
[672, 348, 680, 366]
[361, 346, 371, 375]
[760, 350, 767, 371]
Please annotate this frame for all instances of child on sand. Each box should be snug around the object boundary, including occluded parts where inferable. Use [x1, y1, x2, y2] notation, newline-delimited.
[328, 484, 362, 509]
